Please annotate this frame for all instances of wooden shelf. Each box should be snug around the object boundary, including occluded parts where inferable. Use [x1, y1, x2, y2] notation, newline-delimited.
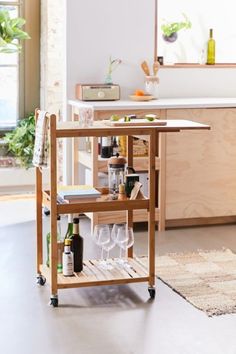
[79, 150, 160, 172]
[43, 190, 149, 214]
[161, 64, 236, 69]
[40, 257, 149, 289]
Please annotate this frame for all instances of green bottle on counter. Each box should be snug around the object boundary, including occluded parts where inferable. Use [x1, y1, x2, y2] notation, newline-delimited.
[207, 28, 215, 65]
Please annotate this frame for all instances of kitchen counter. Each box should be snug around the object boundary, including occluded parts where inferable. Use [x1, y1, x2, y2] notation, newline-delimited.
[68, 97, 236, 111]
[68, 98, 236, 228]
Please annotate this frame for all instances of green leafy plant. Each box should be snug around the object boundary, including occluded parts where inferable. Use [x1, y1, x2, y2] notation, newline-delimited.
[0, 8, 30, 53]
[4, 113, 35, 168]
[161, 13, 191, 41]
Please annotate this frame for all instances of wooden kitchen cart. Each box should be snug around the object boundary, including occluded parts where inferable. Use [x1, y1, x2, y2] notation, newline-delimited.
[35, 110, 209, 307]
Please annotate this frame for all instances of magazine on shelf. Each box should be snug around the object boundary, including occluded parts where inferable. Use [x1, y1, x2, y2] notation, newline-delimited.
[57, 185, 101, 201]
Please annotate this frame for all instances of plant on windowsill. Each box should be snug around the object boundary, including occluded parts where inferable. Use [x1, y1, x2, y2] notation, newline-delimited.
[3, 113, 35, 169]
[161, 13, 191, 43]
[0, 9, 30, 53]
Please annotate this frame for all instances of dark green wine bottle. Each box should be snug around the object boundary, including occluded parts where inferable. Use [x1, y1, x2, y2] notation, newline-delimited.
[70, 217, 83, 272]
[207, 28, 215, 65]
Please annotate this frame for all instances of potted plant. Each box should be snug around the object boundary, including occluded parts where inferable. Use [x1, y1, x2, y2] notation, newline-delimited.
[3, 113, 35, 169]
[161, 13, 191, 43]
[0, 8, 30, 53]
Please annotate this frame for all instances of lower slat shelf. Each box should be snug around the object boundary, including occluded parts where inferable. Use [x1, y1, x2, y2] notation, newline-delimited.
[40, 257, 149, 289]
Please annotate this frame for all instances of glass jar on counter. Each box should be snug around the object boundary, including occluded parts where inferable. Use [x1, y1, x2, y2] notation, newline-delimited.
[145, 76, 159, 99]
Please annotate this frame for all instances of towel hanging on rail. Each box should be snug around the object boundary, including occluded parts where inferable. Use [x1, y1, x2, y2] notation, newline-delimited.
[32, 110, 49, 167]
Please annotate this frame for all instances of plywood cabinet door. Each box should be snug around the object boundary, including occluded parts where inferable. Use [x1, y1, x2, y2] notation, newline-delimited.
[166, 108, 236, 220]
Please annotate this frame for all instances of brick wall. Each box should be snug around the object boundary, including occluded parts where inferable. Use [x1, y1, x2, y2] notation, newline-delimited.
[41, 0, 65, 183]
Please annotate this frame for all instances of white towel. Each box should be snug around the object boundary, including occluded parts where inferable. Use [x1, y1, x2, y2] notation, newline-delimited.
[32, 111, 49, 167]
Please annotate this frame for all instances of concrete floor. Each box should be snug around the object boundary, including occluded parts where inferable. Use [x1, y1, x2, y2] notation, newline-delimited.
[0, 212, 236, 354]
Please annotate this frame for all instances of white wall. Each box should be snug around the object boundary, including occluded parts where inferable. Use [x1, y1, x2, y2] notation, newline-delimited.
[66, 0, 236, 101]
[66, 0, 156, 101]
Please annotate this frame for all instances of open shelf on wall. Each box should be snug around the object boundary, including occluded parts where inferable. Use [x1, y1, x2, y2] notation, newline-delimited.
[160, 64, 236, 69]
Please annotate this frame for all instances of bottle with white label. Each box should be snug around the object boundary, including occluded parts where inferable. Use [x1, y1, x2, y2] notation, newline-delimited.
[101, 136, 112, 158]
[62, 239, 74, 276]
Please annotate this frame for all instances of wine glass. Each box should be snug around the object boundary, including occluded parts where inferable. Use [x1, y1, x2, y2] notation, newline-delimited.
[111, 223, 125, 242]
[119, 227, 134, 268]
[102, 231, 116, 270]
[115, 224, 129, 264]
[97, 227, 110, 268]
[92, 224, 110, 268]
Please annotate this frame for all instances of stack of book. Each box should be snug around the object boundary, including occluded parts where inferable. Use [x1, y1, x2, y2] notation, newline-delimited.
[57, 185, 101, 204]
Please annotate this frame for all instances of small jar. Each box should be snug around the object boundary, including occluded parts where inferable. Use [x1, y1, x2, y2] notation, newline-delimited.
[145, 76, 159, 99]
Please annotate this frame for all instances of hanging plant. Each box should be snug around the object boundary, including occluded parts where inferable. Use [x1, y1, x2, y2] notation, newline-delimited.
[161, 13, 191, 43]
[0, 8, 30, 53]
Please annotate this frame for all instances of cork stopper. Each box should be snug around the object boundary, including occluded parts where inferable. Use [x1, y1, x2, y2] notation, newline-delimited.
[108, 153, 126, 167]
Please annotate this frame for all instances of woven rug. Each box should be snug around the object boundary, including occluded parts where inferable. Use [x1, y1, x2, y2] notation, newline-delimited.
[140, 249, 236, 316]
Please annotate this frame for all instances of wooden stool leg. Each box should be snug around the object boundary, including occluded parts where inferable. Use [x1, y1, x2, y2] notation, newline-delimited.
[91, 136, 99, 233]
[36, 167, 43, 274]
[127, 135, 134, 258]
[148, 130, 156, 290]
[49, 114, 59, 306]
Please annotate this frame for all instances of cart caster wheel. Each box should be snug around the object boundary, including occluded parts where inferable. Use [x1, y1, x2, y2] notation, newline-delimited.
[36, 274, 46, 286]
[43, 207, 50, 216]
[148, 287, 156, 299]
[50, 297, 58, 307]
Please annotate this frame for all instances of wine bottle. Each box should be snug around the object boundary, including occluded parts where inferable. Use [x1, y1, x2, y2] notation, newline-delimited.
[112, 136, 119, 156]
[64, 214, 73, 240]
[100, 136, 112, 158]
[62, 239, 74, 276]
[46, 215, 63, 273]
[207, 28, 215, 65]
[70, 217, 83, 272]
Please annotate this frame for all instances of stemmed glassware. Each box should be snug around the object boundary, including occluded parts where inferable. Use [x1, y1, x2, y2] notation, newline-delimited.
[111, 224, 134, 266]
[92, 224, 115, 269]
[92, 223, 134, 270]
[118, 227, 134, 267]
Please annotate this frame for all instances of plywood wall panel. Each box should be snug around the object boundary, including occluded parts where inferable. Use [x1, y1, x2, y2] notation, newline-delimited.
[166, 108, 236, 219]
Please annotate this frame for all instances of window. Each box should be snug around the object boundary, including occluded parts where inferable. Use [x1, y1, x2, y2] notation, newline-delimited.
[0, 0, 39, 131]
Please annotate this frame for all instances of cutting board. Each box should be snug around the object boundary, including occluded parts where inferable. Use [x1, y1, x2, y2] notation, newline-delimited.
[104, 119, 167, 127]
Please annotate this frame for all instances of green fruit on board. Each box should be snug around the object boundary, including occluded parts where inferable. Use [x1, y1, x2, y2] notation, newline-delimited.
[146, 117, 154, 121]
[145, 114, 157, 121]
[110, 114, 120, 121]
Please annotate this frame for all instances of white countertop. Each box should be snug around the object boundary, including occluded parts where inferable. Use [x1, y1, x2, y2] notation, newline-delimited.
[68, 98, 236, 110]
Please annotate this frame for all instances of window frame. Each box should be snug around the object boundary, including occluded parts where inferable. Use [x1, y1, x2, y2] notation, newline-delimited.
[0, 0, 40, 134]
